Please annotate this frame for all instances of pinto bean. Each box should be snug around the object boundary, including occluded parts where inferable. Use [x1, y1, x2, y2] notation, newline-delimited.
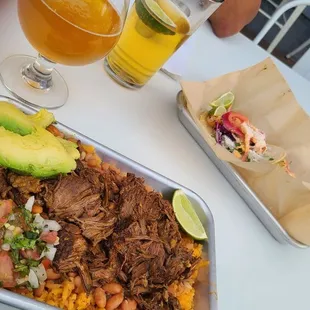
[106, 293, 124, 310]
[46, 268, 61, 280]
[101, 162, 110, 170]
[102, 283, 123, 294]
[74, 276, 84, 293]
[94, 287, 107, 308]
[47, 125, 63, 137]
[34, 283, 45, 297]
[120, 299, 137, 310]
[80, 151, 86, 160]
[87, 158, 100, 168]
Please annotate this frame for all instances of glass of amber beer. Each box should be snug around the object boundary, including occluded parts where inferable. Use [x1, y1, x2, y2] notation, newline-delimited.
[0, 0, 129, 108]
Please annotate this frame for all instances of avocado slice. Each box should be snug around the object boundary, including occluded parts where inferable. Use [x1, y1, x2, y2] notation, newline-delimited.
[57, 137, 80, 160]
[0, 126, 77, 178]
[28, 109, 55, 128]
[0, 101, 34, 135]
[0, 102, 55, 136]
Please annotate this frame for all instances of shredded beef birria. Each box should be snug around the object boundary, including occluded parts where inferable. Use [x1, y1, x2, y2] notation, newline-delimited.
[0, 161, 201, 309]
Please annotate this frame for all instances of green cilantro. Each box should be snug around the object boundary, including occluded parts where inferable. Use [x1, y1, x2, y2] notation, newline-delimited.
[21, 207, 33, 226]
[25, 282, 33, 291]
[269, 157, 274, 161]
[36, 239, 48, 255]
[9, 235, 36, 250]
[26, 259, 40, 268]
[24, 231, 39, 240]
[0, 281, 3, 288]
[14, 264, 29, 277]
[10, 248, 20, 265]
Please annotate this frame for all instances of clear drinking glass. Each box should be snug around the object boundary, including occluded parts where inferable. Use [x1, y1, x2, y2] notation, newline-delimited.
[0, 0, 129, 109]
[104, 0, 223, 89]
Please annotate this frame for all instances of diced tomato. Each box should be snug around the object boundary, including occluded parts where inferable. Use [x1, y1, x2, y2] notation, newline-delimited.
[222, 112, 248, 137]
[14, 287, 30, 294]
[20, 249, 40, 260]
[0, 200, 14, 225]
[228, 112, 248, 125]
[0, 251, 16, 288]
[40, 231, 58, 244]
[41, 258, 51, 270]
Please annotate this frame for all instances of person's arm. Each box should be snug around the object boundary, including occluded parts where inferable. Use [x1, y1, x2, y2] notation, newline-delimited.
[209, 0, 261, 38]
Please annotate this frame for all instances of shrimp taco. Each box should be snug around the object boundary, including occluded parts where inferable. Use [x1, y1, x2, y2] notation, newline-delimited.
[199, 92, 294, 177]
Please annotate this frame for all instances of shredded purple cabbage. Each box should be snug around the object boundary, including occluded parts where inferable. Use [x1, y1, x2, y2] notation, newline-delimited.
[215, 122, 223, 144]
[215, 122, 236, 144]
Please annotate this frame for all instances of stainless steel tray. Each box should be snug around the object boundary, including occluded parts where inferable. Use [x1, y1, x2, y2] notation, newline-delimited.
[177, 91, 307, 249]
[0, 95, 217, 310]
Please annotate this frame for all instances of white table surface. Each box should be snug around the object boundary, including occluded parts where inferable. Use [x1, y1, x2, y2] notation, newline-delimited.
[1, 1, 310, 310]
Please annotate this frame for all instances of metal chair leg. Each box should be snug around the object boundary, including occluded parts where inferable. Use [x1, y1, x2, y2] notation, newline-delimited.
[286, 37, 310, 58]
[267, 5, 306, 53]
[254, 0, 310, 45]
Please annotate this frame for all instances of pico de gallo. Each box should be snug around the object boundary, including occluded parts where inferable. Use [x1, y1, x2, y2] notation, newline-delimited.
[0, 197, 61, 290]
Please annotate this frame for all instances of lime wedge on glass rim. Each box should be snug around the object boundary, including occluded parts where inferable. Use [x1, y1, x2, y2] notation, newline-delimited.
[135, 0, 190, 35]
[136, 0, 176, 35]
[210, 91, 235, 110]
[172, 190, 208, 241]
[157, 0, 190, 34]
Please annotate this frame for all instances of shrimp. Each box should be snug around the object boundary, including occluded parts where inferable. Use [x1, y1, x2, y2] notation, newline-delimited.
[240, 122, 267, 161]
[240, 122, 252, 161]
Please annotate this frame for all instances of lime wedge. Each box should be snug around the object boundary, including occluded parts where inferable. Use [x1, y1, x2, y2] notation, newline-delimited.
[135, 0, 176, 35]
[210, 91, 235, 110]
[172, 190, 208, 241]
[157, 0, 190, 34]
[213, 106, 227, 117]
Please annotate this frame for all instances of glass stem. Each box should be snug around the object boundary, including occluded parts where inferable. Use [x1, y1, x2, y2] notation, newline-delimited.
[21, 54, 56, 91]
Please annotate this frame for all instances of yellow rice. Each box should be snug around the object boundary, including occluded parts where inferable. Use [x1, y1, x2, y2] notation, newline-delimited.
[18, 279, 94, 310]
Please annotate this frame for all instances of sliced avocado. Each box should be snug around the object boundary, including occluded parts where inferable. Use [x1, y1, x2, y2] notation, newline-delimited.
[0, 126, 77, 178]
[0, 101, 34, 135]
[57, 137, 80, 160]
[28, 109, 55, 128]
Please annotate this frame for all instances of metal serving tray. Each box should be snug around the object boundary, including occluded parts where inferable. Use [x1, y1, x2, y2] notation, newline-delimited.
[0, 95, 217, 310]
[177, 91, 307, 249]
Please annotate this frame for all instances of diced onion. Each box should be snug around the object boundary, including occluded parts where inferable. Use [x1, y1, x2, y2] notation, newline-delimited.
[1, 243, 10, 251]
[25, 196, 35, 212]
[42, 226, 50, 233]
[44, 245, 57, 261]
[8, 214, 15, 221]
[43, 220, 61, 232]
[34, 215, 61, 232]
[4, 229, 13, 240]
[28, 269, 39, 288]
[33, 214, 45, 229]
[16, 276, 28, 285]
[31, 264, 47, 284]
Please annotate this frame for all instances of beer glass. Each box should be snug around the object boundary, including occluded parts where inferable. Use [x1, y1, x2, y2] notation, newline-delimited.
[0, 0, 129, 108]
[104, 0, 223, 89]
